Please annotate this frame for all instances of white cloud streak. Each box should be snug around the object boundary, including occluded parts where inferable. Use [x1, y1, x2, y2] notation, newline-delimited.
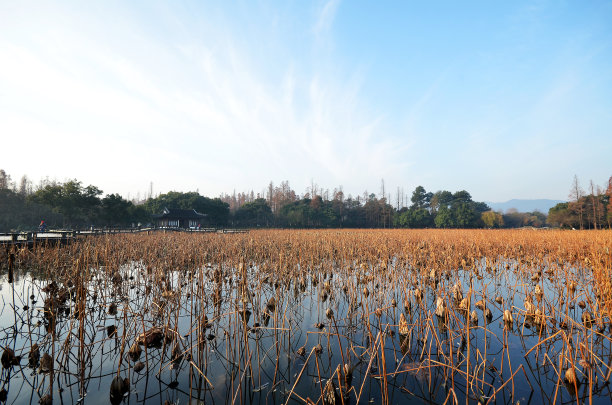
[0, 1, 402, 198]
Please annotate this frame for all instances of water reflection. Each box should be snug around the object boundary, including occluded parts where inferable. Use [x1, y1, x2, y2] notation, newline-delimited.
[0, 253, 609, 404]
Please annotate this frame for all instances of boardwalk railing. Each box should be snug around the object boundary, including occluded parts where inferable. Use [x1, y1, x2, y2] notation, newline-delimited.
[0, 231, 76, 247]
[0, 227, 248, 247]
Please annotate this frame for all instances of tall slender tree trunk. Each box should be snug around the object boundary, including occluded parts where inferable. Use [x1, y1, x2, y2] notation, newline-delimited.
[570, 175, 585, 230]
[590, 180, 598, 230]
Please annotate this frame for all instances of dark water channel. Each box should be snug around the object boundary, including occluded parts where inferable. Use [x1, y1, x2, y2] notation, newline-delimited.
[0, 258, 610, 404]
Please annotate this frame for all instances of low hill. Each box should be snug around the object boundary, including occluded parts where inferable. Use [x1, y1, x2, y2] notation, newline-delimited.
[485, 199, 564, 213]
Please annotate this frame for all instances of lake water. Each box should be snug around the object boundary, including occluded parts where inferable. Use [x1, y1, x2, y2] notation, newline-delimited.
[0, 255, 609, 404]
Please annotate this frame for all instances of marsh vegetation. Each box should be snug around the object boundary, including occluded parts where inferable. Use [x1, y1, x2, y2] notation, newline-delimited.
[0, 229, 611, 404]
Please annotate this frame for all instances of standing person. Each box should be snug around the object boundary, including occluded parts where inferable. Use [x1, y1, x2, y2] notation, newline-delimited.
[39, 220, 47, 232]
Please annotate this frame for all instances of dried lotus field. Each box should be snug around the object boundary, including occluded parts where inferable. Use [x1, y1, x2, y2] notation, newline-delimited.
[1, 229, 612, 405]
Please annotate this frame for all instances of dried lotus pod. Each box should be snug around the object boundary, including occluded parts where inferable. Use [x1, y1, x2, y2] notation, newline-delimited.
[470, 311, 478, 325]
[398, 313, 409, 336]
[452, 283, 463, 303]
[581, 312, 593, 329]
[524, 300, 535, 315]
[503, 310, 513, 326]
[39, 353, 53, 373]
[344, 363, 353, 387]
[434, 297, 446, 318]
[404, 296, 412, 312]
[564, 367, 578, 386]
[323, 378, 339, 405]
[414, 288, 423, 303]
[459, 298, 469, 312]
[266, 297, 276, 312]
[534, 309, 544, 325]
[128, 343, 141, 362]
[535, 285, 543, 299]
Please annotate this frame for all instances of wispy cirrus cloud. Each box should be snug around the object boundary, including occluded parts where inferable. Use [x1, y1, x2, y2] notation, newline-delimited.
[2, 1, 609, 201]
[0, 0, 402, 197]
[314, 0, 341, 38]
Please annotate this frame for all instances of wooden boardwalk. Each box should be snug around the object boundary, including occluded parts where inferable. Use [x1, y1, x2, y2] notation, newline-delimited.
[0, 231, 76, 248]
[0, 227, 248, 247]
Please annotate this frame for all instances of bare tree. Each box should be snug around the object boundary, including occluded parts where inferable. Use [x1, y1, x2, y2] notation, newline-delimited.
[0, 169, 12, 190]
[589, 180, 598, 229]
[379, 179, 386, 228]
[569, 175, 584, 229]
[595, 184, 605, 229]
[19, 175, 32, 196]
[309, 179, 321, 198]
[606, 176, 612, 229]
[396, 187, 401, 210]
[267, 181, 274, 212]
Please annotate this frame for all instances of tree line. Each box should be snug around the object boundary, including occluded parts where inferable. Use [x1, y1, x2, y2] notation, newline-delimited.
[547, 175, 612, 229]
[0, 169, 610, 231]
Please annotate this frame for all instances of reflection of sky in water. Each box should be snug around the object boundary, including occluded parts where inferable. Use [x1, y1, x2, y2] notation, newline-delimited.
[0, 258, 609, 404]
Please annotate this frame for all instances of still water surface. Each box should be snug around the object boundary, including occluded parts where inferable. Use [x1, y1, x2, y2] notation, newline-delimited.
[0, 258, 609, 404]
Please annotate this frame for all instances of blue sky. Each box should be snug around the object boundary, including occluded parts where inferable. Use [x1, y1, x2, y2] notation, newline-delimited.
[1, 1, 610, 202]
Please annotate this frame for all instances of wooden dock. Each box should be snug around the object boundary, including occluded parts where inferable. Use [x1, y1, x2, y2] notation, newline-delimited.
[0, 227, 249, 247]
[0, 231, 76, 248]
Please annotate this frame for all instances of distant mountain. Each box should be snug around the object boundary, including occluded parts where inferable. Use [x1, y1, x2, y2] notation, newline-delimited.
[485, 199, 565, 213]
